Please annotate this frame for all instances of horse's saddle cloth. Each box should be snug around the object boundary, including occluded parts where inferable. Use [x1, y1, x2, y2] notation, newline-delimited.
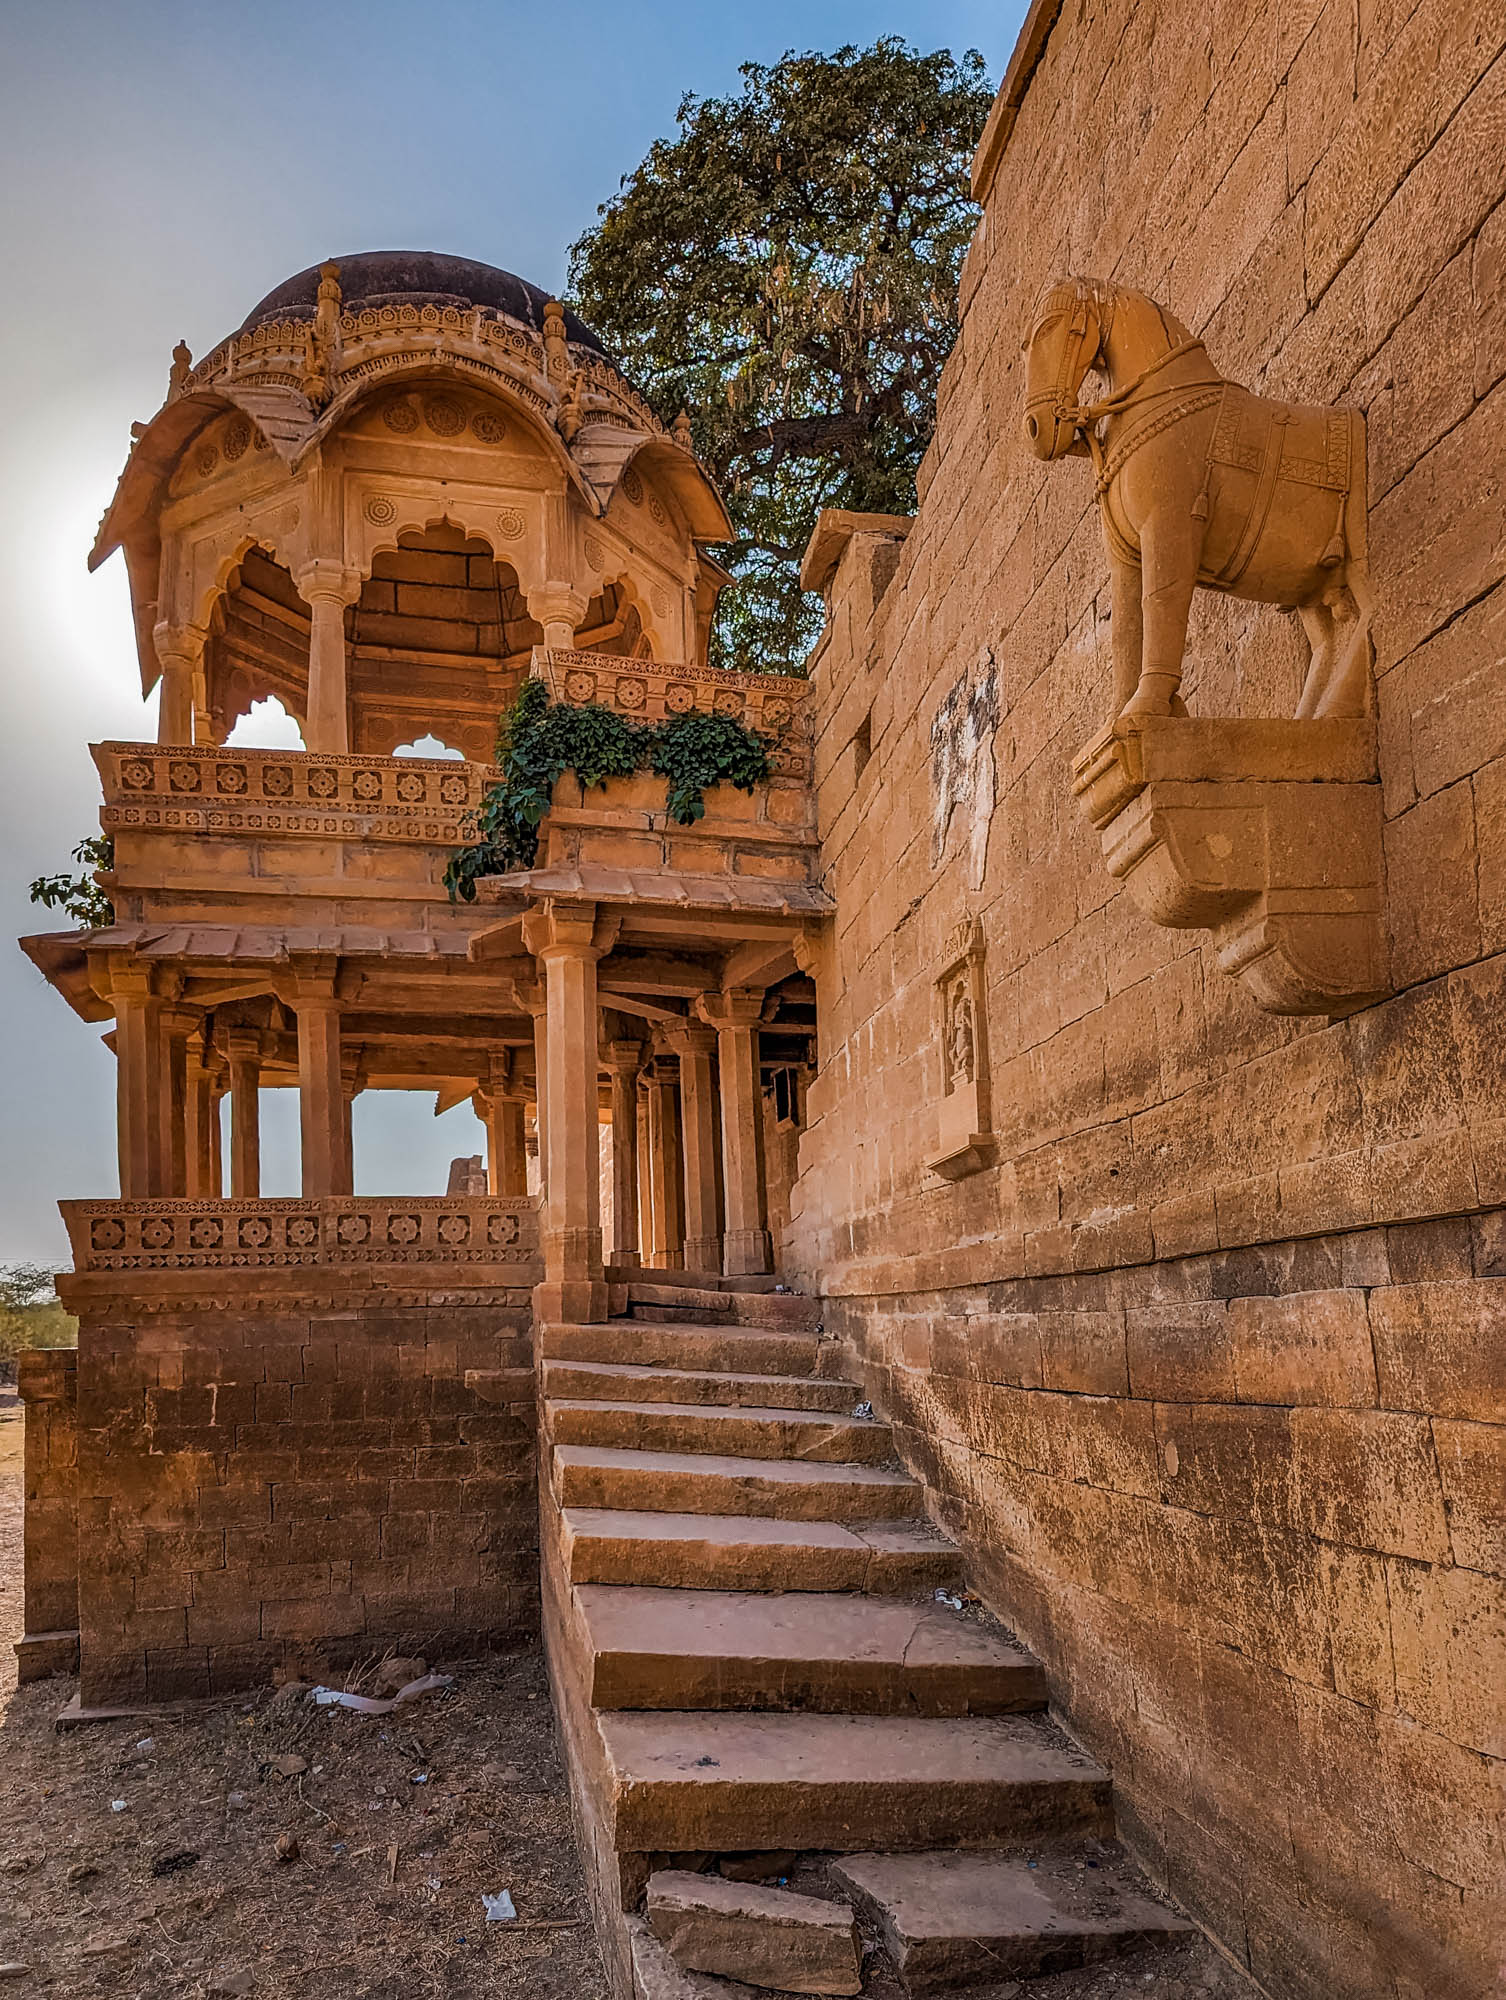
[1208, 385, 1352, 492]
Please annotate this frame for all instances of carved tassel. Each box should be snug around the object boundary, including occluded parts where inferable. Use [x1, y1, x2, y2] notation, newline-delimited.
[1191, 461, 1213, 521]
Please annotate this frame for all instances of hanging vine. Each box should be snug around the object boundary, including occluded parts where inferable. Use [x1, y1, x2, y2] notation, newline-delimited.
[444, 680, 774, 902]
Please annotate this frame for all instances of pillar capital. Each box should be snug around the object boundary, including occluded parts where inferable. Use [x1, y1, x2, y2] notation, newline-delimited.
[697, 986, 767, 1030]
[602, 1038, 645, 1078]
[285, 951, 342, 1003]
[152, 620, 209, 667]
[522, 900, 620, 964]
[292, 559, 363, 608]
[527, 584, 590, 650]
[661, 1019, 718, 1059]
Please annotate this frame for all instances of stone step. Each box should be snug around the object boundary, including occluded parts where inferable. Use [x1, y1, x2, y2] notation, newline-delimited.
[560, 1510, 963, 1595]
[543, 1358, 859, 1413]
[554, 1446, 923, 1522]
[646, 1870, 862, 1996]
[543, 1321, 825, 1378]
[610, 1264, 784, 1295]
[574, 1586, 1048, 1716]
[830, 1847, 1197, 1990]
[596, 1710, 1113, 1853]
[629, 1284, 822, 1332]
[547, 1398, 895, 1466]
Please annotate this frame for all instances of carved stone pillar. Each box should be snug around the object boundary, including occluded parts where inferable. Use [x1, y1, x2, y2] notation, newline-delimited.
[153, 623, 206, 747]
[293, 561, 361, 754]
[526, 584, 589, 652]
[291, 957, 350, 1198]
[636, 1073, 655, 1264]
[478, 1052, 528, 1198]
[522, 903, 617, 1324]
[699, 988, 772, 1276]
[225, 1028, 262, 1200]
[518, 981, 548, 1195]
[644, 1059, 685, 1271]
[105, 963, 167, 1198]
[663, 1021, 721, 1273]
[602, 1040, 644, 1268]
[160, 1006, 204, 1198]
[184, 1034, 220, 1199]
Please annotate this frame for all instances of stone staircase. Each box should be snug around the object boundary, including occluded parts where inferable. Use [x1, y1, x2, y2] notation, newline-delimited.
[537, 1281, 1200, 1999]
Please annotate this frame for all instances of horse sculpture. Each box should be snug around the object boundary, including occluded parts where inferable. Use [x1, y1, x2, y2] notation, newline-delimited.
[1024, 278, 1373, 723]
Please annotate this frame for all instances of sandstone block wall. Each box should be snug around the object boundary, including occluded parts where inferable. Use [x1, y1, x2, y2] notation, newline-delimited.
[63, 1299, 537, 1705]
[786, 2, 1506, 1994]
[16, 1348, 80, 1680]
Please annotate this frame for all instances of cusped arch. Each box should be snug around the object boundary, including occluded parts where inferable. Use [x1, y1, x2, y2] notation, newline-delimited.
[295, 355, 594, 508]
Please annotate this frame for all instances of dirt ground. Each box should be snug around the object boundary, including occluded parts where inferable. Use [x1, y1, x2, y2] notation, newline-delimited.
[0, 1391, 1248, 2000]
[0, 1386, 607, 1999]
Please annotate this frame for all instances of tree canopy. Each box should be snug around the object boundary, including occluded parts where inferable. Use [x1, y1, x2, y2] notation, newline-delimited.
[568, 40, 993, 674]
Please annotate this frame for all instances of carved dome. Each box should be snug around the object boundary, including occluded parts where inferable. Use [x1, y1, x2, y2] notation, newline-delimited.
[235, 250, 610, 357]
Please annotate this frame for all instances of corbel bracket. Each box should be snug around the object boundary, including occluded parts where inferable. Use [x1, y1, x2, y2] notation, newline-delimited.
[1072, 716, 1388, 1017]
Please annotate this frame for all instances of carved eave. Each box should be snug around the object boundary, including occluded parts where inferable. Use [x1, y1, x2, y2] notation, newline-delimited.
[581, 429, 733, 541]
[89, 381, 315, 573]
[18, 931, 115, 1023]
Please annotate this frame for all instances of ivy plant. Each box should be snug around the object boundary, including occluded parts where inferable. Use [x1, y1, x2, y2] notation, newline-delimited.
[444, 680, 773, 901]
[29, 836, 115, 929]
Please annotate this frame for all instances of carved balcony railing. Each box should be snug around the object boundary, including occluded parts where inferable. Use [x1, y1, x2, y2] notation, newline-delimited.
[94, 743, 500, 845]
[531, 649, 813, 778]
[62, 1195, 539, 1276]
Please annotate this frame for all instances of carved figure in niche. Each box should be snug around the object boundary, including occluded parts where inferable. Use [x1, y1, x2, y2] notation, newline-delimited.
[1023, 279, 1373, 724]
[944, 975, 975, 1091]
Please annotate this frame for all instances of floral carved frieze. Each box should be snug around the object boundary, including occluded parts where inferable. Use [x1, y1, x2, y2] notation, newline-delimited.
[531, 648, 814, 775]
[63, 1196, 539, 1274]
[94, 742, 500, 845]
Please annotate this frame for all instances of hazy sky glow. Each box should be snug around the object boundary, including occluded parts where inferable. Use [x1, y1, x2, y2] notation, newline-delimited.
[0, 0, 1023, 1263]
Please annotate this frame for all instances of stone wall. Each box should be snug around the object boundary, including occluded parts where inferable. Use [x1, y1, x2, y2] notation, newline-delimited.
[58, 1296, 537, 1706]
[786, 1, 1506, 1993]
[16, 1348, 80, 1683]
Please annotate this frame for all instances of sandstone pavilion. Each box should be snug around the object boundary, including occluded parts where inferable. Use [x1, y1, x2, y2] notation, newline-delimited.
[20, 251, 1222, 1997]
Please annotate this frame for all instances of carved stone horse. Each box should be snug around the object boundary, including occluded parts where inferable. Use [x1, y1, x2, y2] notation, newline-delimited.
[1023, 278, 1374, 721]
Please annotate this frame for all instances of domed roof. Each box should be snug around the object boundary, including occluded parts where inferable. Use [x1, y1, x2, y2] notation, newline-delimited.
[235, 250, 609, 357]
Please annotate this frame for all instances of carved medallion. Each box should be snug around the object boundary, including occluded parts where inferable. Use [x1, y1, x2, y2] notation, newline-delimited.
[195, 442, 219, 478]
[471, 409, 506, 443]
[583, 534, 606, 570]
[621, 466, 644, 506]
[223, 417, 252, 461]
[382, 398, 419, 434]
[424, 396, 465, 436]
[495, 507, 526, 541]
[615, 676, 647, 710]
[364, 494, 398, 526]
[564, 669, 597, 703]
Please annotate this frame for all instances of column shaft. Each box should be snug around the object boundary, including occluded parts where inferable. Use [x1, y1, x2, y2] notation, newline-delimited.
[537, 943, 604, 1319]
[305, 593, 350, 754]
[701, 992, 773, 1276]
[297, 1001, 350, 1197]
[606, 1054, 641, 1268]
[227, 1043, 261, 1199]
[184, 1058, 219, 1198]
[670, 1029, 721, 1273]
[113, 987, 167, 1198]
[646, 1069, 685, 1271]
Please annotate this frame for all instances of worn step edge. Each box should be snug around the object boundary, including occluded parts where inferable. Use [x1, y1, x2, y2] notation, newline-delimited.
[547, 1398, 895, 1466]
[575, 1585, 1048, 1716]
[598, 1710, 1114, 1852]
[554, 1446, 923, 1522]
[543, 1359, 859, 1412]
[560, 1509, 962, 1594]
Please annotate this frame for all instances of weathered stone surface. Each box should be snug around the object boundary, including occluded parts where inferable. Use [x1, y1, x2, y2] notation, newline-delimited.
[645, 1872, 861, 1996]
[831, 1847, 1196, 1987]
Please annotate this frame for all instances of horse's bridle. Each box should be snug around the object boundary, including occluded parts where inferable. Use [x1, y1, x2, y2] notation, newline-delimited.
[1027, 280, 1218, 485]
[1024, 283, 1113, 443]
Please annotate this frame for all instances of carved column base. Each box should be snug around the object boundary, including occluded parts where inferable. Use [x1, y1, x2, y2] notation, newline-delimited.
[1072, 716, 1388, 1017]
[722, 1226, 774, 1277]
[684, 1234, 724, 1275]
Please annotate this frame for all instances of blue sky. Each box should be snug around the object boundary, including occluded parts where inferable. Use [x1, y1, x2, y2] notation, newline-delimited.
[0, 0, 1024, 1262]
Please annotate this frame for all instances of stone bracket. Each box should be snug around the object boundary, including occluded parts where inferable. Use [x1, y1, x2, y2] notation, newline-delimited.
[1071, 716, 1388, 1017]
